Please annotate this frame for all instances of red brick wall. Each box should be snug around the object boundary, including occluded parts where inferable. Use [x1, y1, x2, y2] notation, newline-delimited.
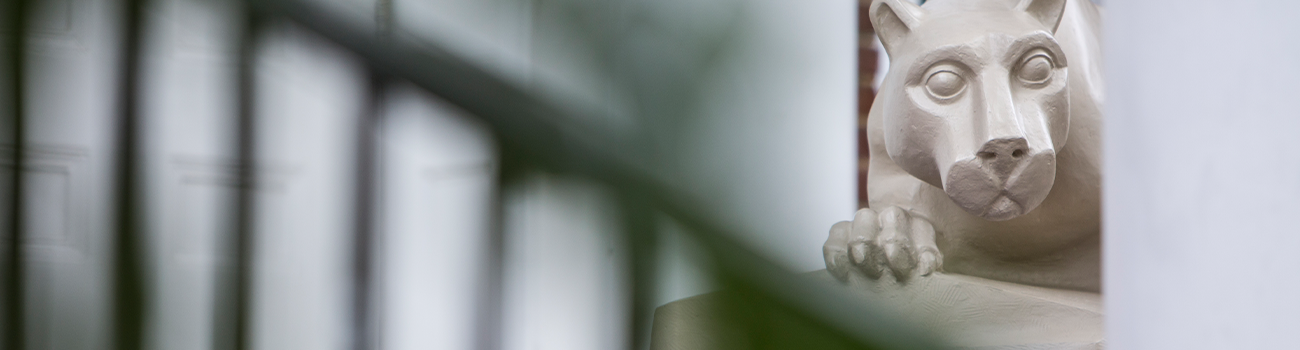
[858, 1, 879, 209]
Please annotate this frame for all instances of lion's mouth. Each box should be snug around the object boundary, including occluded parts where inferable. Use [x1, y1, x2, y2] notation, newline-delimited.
[982, 194, 1024, 221]
[943, 150, 1055, 221]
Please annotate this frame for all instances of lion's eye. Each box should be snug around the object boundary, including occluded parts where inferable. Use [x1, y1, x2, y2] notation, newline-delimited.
[1017, 54, 1053, 84]
[925, 70, 965, 99]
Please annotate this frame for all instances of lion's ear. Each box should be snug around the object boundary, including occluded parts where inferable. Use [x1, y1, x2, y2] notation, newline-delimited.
[870, 0, 924, 58]
[1017, 0, 1067, 33]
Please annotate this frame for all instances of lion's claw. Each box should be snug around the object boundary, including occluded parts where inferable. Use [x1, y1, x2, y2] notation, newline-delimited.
[824, 207, 942, 282]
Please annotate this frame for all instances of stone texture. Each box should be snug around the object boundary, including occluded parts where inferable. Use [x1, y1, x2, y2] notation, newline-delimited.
[650, 271, 1102, 350]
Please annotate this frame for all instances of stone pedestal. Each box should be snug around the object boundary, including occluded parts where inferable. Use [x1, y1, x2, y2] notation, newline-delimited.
[651, 271, 1102, 350]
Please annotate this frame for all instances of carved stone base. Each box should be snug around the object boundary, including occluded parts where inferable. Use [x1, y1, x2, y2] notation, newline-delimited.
[650, 271, 1102, 350]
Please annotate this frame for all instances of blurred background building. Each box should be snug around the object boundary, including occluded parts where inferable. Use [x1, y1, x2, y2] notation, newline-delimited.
[2, 0, 858, 349]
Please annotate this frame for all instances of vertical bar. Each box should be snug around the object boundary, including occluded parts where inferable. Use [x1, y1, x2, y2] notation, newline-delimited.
[619, 193, 656, 350]
[214, 7, 262, 350]
[350, 71, 383, 350]
[112, 0, 150, 348]
[474, 163, 506, 350]
[350, 4, 392, 349]
[3, 0, 29, 349]
[232, 12, 258, 350]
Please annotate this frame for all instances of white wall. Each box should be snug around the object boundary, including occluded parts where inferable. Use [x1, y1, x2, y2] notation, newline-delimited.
[1105, 1, 1300, 348]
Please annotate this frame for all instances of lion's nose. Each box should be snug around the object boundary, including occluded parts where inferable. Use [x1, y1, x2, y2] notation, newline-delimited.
[976, 137, 1030, 179]
[943, 137, 1055, 221]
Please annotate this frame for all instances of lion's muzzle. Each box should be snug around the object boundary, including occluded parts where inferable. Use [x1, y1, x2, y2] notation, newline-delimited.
[943, 137, 1056, 221]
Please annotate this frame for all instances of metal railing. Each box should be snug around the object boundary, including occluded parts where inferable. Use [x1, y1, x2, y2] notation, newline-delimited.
[2, 0, 944, 349]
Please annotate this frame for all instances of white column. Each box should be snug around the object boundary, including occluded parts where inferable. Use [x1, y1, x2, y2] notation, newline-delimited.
[1105, 1, 1300, 348]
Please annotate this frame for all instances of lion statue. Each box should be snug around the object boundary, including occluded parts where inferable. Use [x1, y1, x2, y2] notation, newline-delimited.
[824, 0, 1103, 293]
[650, 1, 1105, 347]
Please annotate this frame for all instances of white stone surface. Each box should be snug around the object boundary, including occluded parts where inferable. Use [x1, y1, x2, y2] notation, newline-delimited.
[1105, 1, 1300, 349]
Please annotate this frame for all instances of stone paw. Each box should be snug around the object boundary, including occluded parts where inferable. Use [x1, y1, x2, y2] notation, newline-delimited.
[823, 206, 942, 282]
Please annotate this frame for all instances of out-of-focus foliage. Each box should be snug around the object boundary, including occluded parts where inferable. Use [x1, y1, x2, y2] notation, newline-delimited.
[526, 0, 747, 169]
